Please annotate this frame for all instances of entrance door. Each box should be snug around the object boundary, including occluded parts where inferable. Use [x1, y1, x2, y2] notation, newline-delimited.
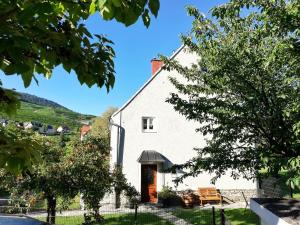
[141, 164, 157, 203]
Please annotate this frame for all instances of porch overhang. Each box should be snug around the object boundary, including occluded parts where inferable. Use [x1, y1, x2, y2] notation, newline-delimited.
[137, 150, 165, 163]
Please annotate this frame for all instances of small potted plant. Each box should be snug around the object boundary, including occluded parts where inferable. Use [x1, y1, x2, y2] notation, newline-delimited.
[158, 186, 177, 208]
[181, 189, 197, 208]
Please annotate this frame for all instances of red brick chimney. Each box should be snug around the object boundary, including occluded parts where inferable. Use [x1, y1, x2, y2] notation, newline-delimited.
[151, 58, 163, 76]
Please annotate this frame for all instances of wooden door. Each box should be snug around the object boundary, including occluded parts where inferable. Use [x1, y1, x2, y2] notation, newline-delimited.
[141, 164, 157, 203]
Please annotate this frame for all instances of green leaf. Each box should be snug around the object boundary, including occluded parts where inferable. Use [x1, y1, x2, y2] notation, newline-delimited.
[21, 71, 33, 88]
[149, 0, 160, 17]
[111, 0, 121, 7]
[100, 3, 115, 20]
[4, 64, 16, 75]
[98, 0, 107, 8]
[142, 9, 151, 28]
[15, 63, 31, 73]
[89, 1, 96, 14]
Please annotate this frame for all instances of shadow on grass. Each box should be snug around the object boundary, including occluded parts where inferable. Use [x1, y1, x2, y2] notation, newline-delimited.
[38, 213, 173, 225]
[172, 208, 259, 225]
[225, 209, 260, 225]
[172, 209, 215, 224]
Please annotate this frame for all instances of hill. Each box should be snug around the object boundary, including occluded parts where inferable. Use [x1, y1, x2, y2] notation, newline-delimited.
[19, 91, 68, 109]
[0, 92, 95, 131]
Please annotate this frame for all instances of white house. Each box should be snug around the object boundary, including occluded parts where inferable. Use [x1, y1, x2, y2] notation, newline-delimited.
[57, 125, 70, 134]
[110, 46, 257, 204]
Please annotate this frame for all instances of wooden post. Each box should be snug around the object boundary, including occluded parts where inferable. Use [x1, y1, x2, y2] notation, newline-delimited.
[134, 203, 138, 225]
[212, 206, 216, 225]
[221, 208, 225, 225]
[289, 180, 294, 198]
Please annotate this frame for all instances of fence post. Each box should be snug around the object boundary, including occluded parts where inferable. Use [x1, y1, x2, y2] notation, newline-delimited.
[212, 206, 216, 225]
[134, 203, 138, 225]
[289, 180, 294, 198]
[221, 208, 225, 225]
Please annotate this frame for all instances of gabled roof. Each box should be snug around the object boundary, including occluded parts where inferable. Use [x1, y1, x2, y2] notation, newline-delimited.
[111, 45, 184, 118]
[80, 124, 90, 135]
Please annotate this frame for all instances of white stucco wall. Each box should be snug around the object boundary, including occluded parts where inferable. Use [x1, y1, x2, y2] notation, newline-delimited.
[110, 47, 257, 194]
[250, 199, 291, 225]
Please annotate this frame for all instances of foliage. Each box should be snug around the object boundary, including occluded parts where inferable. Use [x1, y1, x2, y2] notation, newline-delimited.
[0, 134, 73, 223]
[90, 0, 160, 28]
[0, 81, 20, 115]
[112, 166, 139, 201]
[0, 0, 160, 89]
[164, 0, 300, 183]
[0, 0, 160, 173]
[0, 101, 95, 131]
[64, 136, 112, 216]
[90, 107, 117, 138]
[19, 91, 69, 109]
[0, 124, 41, 174]
[158, 186, 177, 200]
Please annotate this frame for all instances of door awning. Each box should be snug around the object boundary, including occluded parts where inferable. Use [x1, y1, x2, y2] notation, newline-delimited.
[137, 150, 165, 163]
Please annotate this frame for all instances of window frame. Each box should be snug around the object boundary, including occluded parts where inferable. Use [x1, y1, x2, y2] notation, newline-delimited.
[142, 117, 156, 133]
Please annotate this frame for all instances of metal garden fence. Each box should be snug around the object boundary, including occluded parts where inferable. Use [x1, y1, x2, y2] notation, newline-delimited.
[0, 203, 219, 225]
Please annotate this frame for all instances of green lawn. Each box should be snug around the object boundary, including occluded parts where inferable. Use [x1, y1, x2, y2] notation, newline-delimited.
[34, 196, 81, 210]
[171, 208, 260, 225]
[38, 213, 173, 225]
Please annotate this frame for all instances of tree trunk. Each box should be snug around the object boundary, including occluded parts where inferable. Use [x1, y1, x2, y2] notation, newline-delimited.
[46, 195, 56, 224]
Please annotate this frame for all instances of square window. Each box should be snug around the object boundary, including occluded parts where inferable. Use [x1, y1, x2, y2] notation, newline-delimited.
[142, 117, 156, 132]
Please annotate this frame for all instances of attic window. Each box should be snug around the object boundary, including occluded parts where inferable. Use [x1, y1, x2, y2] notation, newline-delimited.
[142, 117, 155, 132]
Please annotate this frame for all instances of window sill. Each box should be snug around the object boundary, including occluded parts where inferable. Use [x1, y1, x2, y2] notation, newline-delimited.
[142, 130, 157, 133]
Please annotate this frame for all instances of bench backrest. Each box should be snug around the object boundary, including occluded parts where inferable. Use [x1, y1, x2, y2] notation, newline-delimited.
[198, 187, 219, 196]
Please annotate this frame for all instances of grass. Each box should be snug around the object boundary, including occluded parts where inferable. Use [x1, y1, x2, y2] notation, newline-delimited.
[34, 196, 81, 210]
[38, 213, 173, 225]
[171, 208, 260, 225]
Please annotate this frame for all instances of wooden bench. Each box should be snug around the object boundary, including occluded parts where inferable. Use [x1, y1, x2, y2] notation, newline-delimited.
[198, 187, 222, 206]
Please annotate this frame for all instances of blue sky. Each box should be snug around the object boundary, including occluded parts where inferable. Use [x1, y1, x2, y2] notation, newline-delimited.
[1, 0, 226, 116]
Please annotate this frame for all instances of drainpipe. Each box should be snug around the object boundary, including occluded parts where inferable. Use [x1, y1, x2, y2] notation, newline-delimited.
[109, 114, 122, 166]
[109, 113, 122, 208]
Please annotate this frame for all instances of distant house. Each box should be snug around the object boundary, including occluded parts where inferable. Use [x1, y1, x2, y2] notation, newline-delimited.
[57, 125, 70, 134]
[16, 121, 24, 128]
[80, 124, 90, 140]
[24, 122, 33, 129]
[39, 125, 56, 135]
[24, 121, 42, 130]
[0, 119, 8, 127]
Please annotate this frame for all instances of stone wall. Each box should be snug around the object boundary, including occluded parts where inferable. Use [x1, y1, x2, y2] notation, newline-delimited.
[177, 189, 257, 203]
[257, 177, 283, 198]
[219, 189, 257, 203]
[99, 188, 258, 209]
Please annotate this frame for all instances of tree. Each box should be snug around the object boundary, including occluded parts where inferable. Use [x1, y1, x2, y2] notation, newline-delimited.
[164, 0, 300, 183]
[0, 0, 160, 90]
[0, 134, 74, 224]
[64, 136, 112, 223]
[0, 124, 41, 174]
[90, 107, 117, 139]
[0, 0, 160, 172]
